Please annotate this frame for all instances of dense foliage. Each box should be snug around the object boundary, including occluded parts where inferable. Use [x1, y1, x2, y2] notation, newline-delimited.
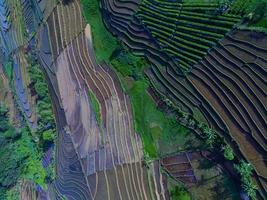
[0, 103, 46, 199]
[28, 62, 56, 147]
[234, 160, 257, 199]
[223, 145, 235, 160]
[231, 0, 267, 28]
[169, 185, 191, 200]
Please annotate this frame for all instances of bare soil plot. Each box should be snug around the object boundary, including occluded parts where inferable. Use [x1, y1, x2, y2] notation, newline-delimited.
[161, 152, 198, 187]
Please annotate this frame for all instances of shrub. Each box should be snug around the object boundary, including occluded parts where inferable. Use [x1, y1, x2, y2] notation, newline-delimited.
[223, 145, 234, 160]
[170, 185, 191, 200]
[42, 129, 55, 142]
[203, 127, 217, 148]
[242, 180, 257, 199]
[0, 104, 9, 132]
[34, 81, 48, 98]
[28, 63, 56, 145]
[234, 160, 257, 199]
[234, 160, 253, 180]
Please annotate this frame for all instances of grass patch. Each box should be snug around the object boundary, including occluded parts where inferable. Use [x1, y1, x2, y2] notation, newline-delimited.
[128, 80, 158, 157]
[110, 48, 147, 79]
[88, 90, 102, 126]
[110, 49, 193, 158]
[253, 18, 267, 28]
[3, 62, 12, 80]
[80, 0, 118, 62]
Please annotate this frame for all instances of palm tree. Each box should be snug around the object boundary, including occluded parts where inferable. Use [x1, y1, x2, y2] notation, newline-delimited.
[243, 181, 257, 200]
[235, 160, 253, 179]
[203, 127, 216, 147]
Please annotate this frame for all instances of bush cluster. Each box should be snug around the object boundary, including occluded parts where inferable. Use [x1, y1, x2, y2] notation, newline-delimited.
[28, 63, 56, 147]
[0, 103, 46, 199]
[234, 160, 257, 199]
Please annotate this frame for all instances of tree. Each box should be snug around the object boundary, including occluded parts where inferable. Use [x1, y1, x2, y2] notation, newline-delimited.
[34, 81, 48, 98]
[28, 65, 42, 83]
[234, 160, 253, 180]
[223, 145, 234, 160]
[203, 127, 217, 148]
[242, 181, 257, 200]
[0, 144, 21, 187]
[234, 160, 257, 199]
[188, 118, 196, 127]
[197, 122, 206, 130]
[170, 185, 191, 200]
[42, 129, 55, 142]
[249, 1, 267, 24]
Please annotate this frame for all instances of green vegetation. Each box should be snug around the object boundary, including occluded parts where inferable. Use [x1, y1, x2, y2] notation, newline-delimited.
[137, 0, 240, 72]
[28, 62, 56, 146]
[202, 126, 217, 148]
[110, 49, 192, 158]
[88, 90, 102, 126]
[171, 105, 221, 149]
[80, 0, 118, 62]
[169, 185, 191, 200]
[234, 160, 257, 199]
[128, 80, 157, 157]
[231, 0, 267, 29]
[42, 129, 55, 142]
[0, 102, 46, 199]
[27, 60, 56, 184]
[223, 145, 234, 160]
[110, 49, 146, 79]
[3, 62, 12, 80]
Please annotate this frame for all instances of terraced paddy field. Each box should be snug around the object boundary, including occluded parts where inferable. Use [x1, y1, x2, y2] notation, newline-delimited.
[0, 63, 18, 122]
[42, 26, 168, 199]
[162, 152, 240, 199]
[45, 0, 86, 58]
[13, 50, 38, 128]
[1, 0, 267, 198]
[101, 0, 242, 73]
[100, 0, 267, 198]
[0, 0, 28, 53]
[189, 30, 267, 193]
[147, 29, 267, 197]
[137, 0, 241, 72]
[35, 0, 168, 197]
[101, 0, 182, 74]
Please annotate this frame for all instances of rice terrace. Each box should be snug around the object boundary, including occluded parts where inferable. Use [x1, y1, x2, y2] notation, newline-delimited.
[0, 0, 266, 199]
